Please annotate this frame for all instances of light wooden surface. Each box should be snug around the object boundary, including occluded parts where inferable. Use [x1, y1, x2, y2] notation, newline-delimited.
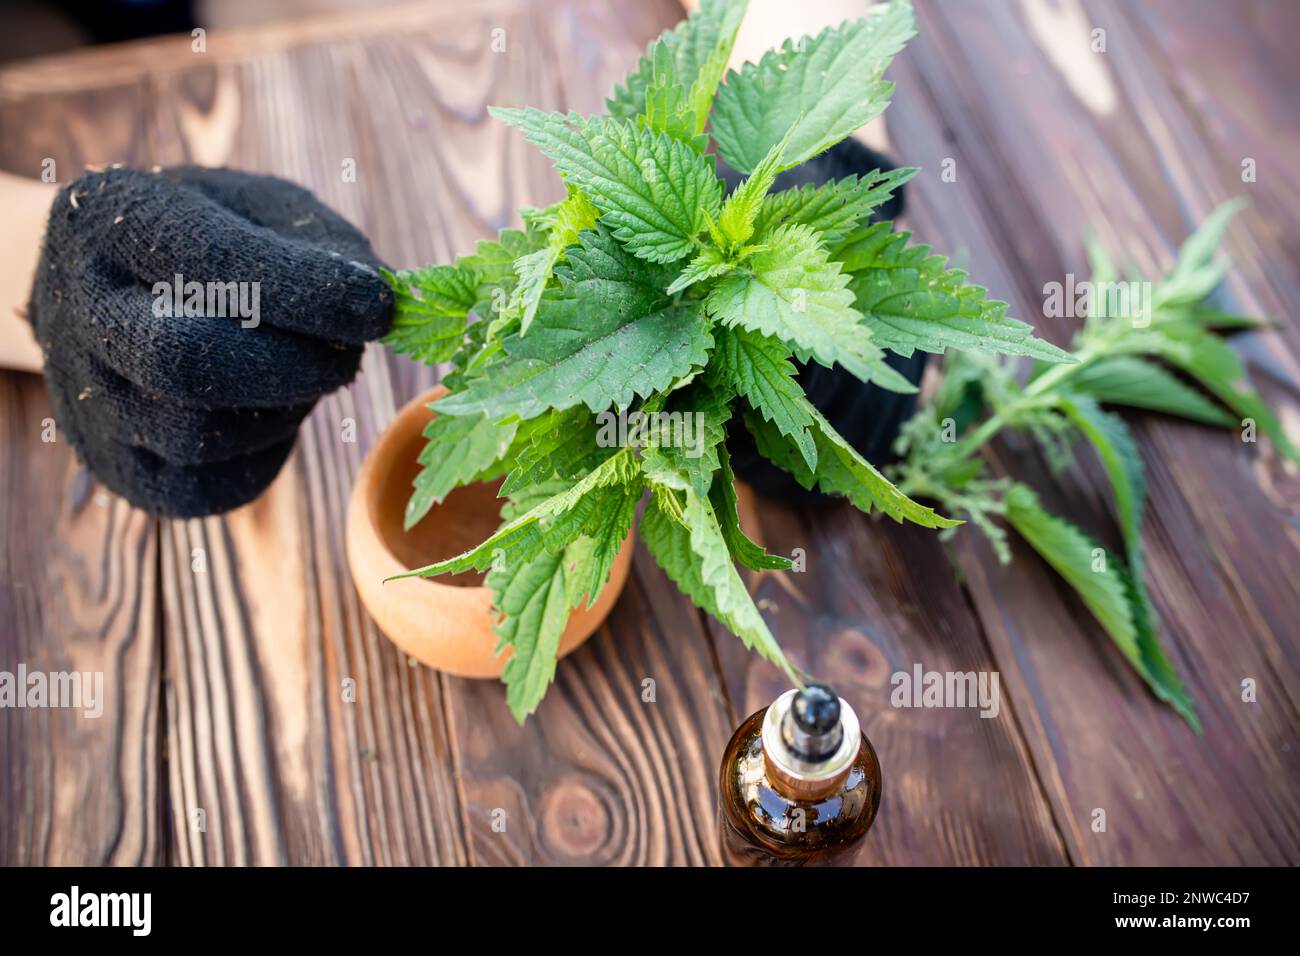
[0, 0, 1296, 866]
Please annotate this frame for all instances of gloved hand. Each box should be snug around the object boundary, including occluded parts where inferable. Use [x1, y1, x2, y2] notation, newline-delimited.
[719, 139, 926, 503]
[27, 166, 393, 517]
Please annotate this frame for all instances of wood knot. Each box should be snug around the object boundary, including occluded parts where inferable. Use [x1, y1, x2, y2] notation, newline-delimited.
[823, 627, 889, 690]
[539, 779, 612, 862]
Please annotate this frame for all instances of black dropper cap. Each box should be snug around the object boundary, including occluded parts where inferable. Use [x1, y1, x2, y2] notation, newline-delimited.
[781, 682, 844, 762]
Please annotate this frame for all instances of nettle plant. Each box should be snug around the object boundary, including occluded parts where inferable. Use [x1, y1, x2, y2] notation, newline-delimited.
[889, 201, 1298, 731]
[382, 0, 1073, 721]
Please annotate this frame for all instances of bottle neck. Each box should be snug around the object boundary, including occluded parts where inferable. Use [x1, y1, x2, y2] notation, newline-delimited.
[761, 690, 861, 801]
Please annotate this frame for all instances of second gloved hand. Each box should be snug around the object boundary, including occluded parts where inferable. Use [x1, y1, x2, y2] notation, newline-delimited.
[27, 166, 394, 517]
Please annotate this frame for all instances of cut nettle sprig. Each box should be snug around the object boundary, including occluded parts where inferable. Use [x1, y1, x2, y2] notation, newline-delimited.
[891, 201, 1294, 732]
[382, 0, 1071, 721]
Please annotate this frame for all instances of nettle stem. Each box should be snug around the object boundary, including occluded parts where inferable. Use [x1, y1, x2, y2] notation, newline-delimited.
[932, 341, 1105, 474]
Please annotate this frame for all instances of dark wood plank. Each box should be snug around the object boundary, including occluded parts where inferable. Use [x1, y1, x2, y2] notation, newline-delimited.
[885, 0, 1300, 864]
[1126, 0, 1300, 367]
[0, 86, 163, 865]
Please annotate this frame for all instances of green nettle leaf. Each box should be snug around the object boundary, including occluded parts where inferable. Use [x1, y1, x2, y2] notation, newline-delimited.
[1054, 394, 1198, 728]
[666, 244, 732, 295]
[607, 0, 747, 134]
[639, 383, 732, 500]
[434, 228, 713, 421]
[491, 108, 722, 263]
[1056, 394, 1145, 556]
[706, 223, 914, 392]
[565, 486, 640, 609]
[460, 227, 545, 285]
[1154, 198, 1247, 308]
[510, 192, 601, 335]
[1003, 483, 1198, 730]
[381, 265, 475, 364]
[752, 167, 917, 246]
[471, 411, 558, 484]
[806, 407, 958, 527]
[502, 249, 550, 336]
[487, 106, 599, 166]
[1147, 325, 1300, 464]
[716, 132, 791, 247]
[583, 119, 722, 261]
[711, 446, 794, 571]
[640, 40, 704, 150]
[711, 325, 818, 471]
[558, 220, 679, 303]
[500, 407, 605, 497]
[1120, 564, 1201, 732]
[837, 221, 1074, 363]
[459, 227, 548, 320]
[1003, 484, 1143, 666]
[686, 0, 748, 126]
[641, 487, 799, 683]
[405, 412, 518, 530]
[499, 469, 638, 619]
[391, 449, 641, 582]
[490, 548, 570, 723]
[1067, 356, 1234, 427]
[711, 0, 916, 174]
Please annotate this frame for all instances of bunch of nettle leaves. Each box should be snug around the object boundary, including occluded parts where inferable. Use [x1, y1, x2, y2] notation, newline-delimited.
[381, 0, 1292, 725]
[889, 201, 1296, 732]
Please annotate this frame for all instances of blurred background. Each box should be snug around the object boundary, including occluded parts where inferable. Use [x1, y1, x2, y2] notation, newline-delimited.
[0, 0, 404, 63]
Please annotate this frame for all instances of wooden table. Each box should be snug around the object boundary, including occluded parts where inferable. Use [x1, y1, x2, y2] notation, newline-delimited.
[1, 0, 1297, 866]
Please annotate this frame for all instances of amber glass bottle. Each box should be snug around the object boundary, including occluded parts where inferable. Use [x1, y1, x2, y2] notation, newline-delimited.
[718, 683, 882, 865]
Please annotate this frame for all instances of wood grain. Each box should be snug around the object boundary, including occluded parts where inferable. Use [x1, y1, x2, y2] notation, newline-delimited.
[0, 85, 163, 866]
[146, 48, 470, 865]
[0, 375, 163, 866]
[888, 0, 1300, 864]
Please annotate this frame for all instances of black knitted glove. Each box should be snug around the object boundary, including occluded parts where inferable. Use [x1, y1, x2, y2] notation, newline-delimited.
[28, 166, 393, 517]
[718, 139, 927, 503]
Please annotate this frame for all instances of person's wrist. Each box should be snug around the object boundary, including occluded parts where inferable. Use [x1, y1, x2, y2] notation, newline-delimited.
[0, 170, 59, 372]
